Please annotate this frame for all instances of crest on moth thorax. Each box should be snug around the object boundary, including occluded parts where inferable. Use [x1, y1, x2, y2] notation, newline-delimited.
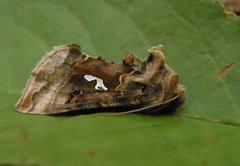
[16, 44, 185, 115]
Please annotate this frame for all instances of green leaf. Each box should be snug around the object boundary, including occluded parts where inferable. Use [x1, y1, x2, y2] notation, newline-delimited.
[0, 0, 240, 165]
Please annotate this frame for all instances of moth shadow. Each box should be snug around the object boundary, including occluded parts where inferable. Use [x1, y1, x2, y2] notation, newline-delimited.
[51, 100, 180, 117]
[51, 105, 141, 117]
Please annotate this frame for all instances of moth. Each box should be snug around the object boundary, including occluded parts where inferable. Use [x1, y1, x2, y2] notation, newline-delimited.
[16, 44, 185, 115]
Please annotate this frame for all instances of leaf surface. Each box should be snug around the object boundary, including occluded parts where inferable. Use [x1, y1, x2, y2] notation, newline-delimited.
[0, 0, 240, 165]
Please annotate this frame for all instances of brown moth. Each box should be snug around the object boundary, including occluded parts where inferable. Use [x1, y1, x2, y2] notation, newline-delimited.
[16, 44, 185, 115]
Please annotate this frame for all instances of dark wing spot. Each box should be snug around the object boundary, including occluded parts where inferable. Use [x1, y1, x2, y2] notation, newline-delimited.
[146, 54, 154, 63]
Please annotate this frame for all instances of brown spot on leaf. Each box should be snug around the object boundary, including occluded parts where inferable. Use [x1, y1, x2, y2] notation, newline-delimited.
[86, 149, 96, 157]
[16, 130, 29, 142]
[216, 63, 234, 78]
[203, 133, 215, 144]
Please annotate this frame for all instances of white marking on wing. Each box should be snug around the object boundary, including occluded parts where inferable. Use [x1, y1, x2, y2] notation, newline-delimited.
[84, 75, 108, 91]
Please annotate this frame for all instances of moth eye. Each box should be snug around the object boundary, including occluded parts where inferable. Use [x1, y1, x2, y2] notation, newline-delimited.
[72, 89, 83, 96]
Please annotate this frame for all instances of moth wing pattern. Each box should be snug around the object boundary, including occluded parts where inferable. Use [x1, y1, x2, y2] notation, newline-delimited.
[16, 44, 84, 114]
[16, 44, 185, 115]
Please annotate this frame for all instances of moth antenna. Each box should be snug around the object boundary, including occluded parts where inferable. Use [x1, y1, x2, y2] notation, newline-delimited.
[134, 55, 144, 63]
[104, 95, 179, 115]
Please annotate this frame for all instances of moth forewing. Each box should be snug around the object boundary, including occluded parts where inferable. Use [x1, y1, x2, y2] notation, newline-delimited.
[16, 44, 84, 114]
